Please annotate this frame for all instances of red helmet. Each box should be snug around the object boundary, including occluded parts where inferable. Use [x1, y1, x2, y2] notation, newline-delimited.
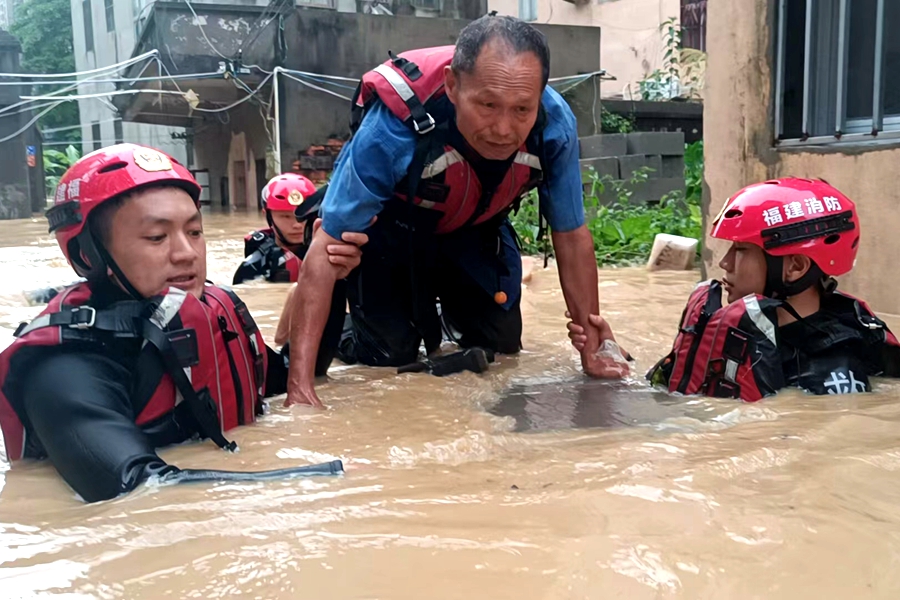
[711, 177, 860, 276]
[47, 143, 201, 279]
[261, 173, 317, 213]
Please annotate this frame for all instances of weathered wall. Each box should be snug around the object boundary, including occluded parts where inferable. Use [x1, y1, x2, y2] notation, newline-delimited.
[278, 10, 602, 165]
[488, 0, 680, 98]
[192, 102, 270, 209]
[0, 29, 40, 219]
[705, 0, 900, 314]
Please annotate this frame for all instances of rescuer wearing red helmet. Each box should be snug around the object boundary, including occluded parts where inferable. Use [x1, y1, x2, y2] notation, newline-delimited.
[233, 173, 323, 285]
[0, 144, 366, 502]
[710, 177, 860, 307]
[575, 178, 900, 399]
[233, 173, 348, 375]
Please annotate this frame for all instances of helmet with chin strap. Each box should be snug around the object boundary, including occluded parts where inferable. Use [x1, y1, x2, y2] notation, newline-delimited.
[710, 177, 860, 298]
[260, 173, 324, 257]
[46, 143, 201, 298]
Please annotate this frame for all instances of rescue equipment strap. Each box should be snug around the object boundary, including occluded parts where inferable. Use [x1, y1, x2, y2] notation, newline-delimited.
[140, 320, 238, 452]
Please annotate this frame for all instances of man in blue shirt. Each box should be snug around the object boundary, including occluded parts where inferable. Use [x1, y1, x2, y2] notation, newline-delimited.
[286, 15, 625, 407]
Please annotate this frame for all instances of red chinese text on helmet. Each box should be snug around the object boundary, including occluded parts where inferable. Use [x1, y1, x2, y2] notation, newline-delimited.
[710, 177, 860, 277]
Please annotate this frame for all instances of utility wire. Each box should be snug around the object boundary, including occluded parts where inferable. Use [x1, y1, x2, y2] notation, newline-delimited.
[0, 50, 160, 79]
[279, 71, 353, 102]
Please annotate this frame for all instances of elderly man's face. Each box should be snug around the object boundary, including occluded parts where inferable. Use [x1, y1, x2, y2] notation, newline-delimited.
[444, 39, 544, 161]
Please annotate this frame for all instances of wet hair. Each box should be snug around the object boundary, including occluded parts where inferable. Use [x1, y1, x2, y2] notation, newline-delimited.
[451, 15, 550, 88]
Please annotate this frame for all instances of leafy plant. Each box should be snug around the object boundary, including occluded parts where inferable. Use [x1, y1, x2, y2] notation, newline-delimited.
[600, 109, 634, 134]
[43, 144, 81, 195]
[639, 17, 682, 101]
[684, 140, 703, 206]
[637, 18, 707, 101]
[10, 0, 81, 141]
[510, 141, 705, 267]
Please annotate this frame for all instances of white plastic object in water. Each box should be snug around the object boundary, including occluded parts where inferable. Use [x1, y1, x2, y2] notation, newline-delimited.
[594, 339, 630, 378]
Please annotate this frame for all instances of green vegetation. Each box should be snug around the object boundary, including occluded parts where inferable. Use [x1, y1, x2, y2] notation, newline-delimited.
[43, 145, 81, 195]
[10, 0, 81, 142]
[511, 141, 704, 267]
[600, 109, 634, 134]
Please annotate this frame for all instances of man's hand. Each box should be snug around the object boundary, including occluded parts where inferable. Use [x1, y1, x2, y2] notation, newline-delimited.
[315, 218, 371, 280]
[284, 383, 324, 408]
[566, 311, 631, 378]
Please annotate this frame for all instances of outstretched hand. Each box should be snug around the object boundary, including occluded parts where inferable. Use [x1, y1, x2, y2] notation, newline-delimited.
[565, 311, 632, 378]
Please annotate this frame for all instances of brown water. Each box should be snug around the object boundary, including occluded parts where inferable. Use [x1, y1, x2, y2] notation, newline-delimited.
[3, 212, 900, 599]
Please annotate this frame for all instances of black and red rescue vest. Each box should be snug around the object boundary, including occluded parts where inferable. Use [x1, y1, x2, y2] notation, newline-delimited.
[0, 282, 266, 461]
[647, 280, 900, 401]
[233, 228, 301, 285]
[352, 46, 545, 233]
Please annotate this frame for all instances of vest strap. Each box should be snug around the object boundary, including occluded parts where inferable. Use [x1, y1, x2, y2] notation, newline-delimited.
[373, 64, 435, 134]
[15, 303, 146, 338]
[140, 320, 238, 452]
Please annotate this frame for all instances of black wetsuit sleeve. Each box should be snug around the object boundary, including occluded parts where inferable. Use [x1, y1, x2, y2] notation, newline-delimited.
[20, 351, 175, 502]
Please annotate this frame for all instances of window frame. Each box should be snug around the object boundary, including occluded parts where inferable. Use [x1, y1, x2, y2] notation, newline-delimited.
[518, 0, 537, 22]
[83, 0, 94, 53]
[104, 0, 115, 33]
[774, 0, 897, 148]
[91, 122, 102, 151]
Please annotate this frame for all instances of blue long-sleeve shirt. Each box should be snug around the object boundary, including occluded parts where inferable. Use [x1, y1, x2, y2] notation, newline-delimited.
[320, 85, 585, 240]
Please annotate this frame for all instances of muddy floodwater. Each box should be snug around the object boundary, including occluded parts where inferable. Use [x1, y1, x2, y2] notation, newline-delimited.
[2, 211, 900, 599]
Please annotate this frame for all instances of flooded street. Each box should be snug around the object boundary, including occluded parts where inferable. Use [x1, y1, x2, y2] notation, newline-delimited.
[3, 211, 900, 598]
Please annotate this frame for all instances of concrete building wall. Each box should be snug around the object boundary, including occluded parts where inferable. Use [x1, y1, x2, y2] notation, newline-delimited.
[192, 101, 270, 209]
[487, 0, 680, 98]
[70, 0, 187, 162]
[704, 0, 900, 314]
[0, 29, 43, 218]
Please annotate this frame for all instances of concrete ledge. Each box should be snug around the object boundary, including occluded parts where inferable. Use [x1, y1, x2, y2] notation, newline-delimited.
[579, 157, 619, 179]
[625, 132, 685, 156]
[579, 134, 627, 159]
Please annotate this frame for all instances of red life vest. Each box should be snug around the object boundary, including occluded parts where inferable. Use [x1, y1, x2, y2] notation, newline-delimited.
[0, 282, 267, 461]
[352, 46, 544, 234]
[647, 280, 787, 401]
[647, 280, 900, 401]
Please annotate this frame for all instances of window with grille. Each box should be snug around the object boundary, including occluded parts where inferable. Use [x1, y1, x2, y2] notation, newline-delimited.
[681, 0, 707, 51]
[775, 0, 900, 146]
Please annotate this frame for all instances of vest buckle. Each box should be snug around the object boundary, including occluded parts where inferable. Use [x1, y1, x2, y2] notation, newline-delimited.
[68, 306, 96, 329]
[413, 113, 436, 134]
